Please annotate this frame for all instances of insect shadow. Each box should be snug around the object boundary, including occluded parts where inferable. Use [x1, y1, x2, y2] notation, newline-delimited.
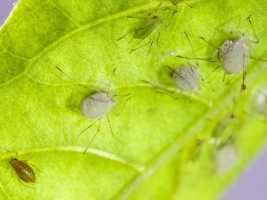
[117, 2, 164, 59]
[180, 15, 267, 92]
[143, 32, 214, 102]
[56, 67, 130, 154]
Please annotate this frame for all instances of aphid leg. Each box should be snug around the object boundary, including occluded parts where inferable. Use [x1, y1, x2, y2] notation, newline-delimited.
[83, 119, 102, 154]
[199, 37, 220, 60]
[115, 97, 130, 117]
[225, 75, 237, 85]
[76, 120, 98, 141]
[202, 66, 221, 81]
[230, 15, 259, 44]
[130, 40, 150, 54]
[184, 32, 199, 67]
[249, 55, 267, 62]
[241, 52, 248, 92]
[107, 68, 116, 91]
[145, 35, 157, 59]
[200, 75, 214, 91]
[6, 170, 14, 186]
[106, 113, 114, 137]
[117, 26, 138, 41]
[222, 72, 226, 82]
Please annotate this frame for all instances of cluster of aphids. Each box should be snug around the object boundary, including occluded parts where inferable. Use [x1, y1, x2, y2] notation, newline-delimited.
[6, 1, 267, 185]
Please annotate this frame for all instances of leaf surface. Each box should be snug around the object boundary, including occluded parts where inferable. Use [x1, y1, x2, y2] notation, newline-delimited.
[0, 0, 267, 199]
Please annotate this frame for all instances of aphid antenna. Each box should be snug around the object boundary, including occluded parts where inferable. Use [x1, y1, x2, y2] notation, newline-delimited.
[184, 32, 199, 67]
[165, 1, 193, 26]
[56, 67, 97, 92]
[107, 68, 116, 92]
[113, 97, 130, 117]
[230, 15, 259, 44]
[142, 79, 177, 94]
[83, 119, 102, 154]
[5, 148, 17, 157]
[156, 90, 181, 100]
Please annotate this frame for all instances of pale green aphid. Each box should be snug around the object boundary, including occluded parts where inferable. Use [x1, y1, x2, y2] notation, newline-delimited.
[170, 0, 187, 5]
[132, 15, 163, 40]
[117, 2, 163, 58]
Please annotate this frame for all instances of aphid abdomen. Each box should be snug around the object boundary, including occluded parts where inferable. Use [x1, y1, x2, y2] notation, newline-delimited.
[80, 92, 116, 119]
[9, 158, 36, 183]
[133, 16, 162, 39]
[170, 0, 181, 5]
[255, 90, 267, 117]
[214, 143, 239, 174]
[173, 66, 199, 92]
[220, 37, 248, 74]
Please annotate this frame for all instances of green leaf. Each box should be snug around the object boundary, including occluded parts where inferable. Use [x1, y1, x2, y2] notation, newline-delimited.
[0, 0, 267, 199]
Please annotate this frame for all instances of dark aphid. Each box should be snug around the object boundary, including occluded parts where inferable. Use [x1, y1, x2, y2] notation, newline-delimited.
[9, 158, 36, 183]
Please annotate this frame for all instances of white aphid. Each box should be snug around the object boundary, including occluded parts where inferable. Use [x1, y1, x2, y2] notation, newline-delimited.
[255, 89, 267, 117]
[214, 143, 239, 174]
[219, 36, 249, 75]
[172, 65, 199, 92]
[200, 16, 258, 90]
[56, 67, 128, 154]
[80, 92, 116, 119]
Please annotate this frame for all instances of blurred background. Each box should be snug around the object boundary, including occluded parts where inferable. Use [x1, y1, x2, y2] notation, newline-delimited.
[1, 1, 267, 199]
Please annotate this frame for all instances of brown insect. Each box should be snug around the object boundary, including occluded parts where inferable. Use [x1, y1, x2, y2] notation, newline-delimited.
[9, 158, 36, 183]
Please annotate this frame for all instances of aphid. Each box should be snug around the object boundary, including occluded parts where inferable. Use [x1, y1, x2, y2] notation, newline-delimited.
[9, 158, 36, 183]
[210, 98, 238, 145]
[117, 3, 163, 58]
[214, 141, 239, 174]
[56, 67, 129, 154]
[170, 0, 190, 5]
[168, 32, 202, 93]
[143, 32, 205, 100]
[199, 15, 259, 91]
[254, 89, 267, 117]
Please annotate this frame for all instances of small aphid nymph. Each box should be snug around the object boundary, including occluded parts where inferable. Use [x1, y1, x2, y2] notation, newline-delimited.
[117, 3, 163, 58]
[132, 15, 163, 40]
[9, 158, 36, 183]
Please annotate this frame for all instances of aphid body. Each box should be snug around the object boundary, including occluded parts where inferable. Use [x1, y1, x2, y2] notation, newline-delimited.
[9, 158, 36, 183]
[172, 65, 199, 92]
[80, 92, 116, 119]
[170, 0, 183, 5]
[132, 15, 163, 40]
[214, 143, 239, 174]
[220, 36, 248, 74]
